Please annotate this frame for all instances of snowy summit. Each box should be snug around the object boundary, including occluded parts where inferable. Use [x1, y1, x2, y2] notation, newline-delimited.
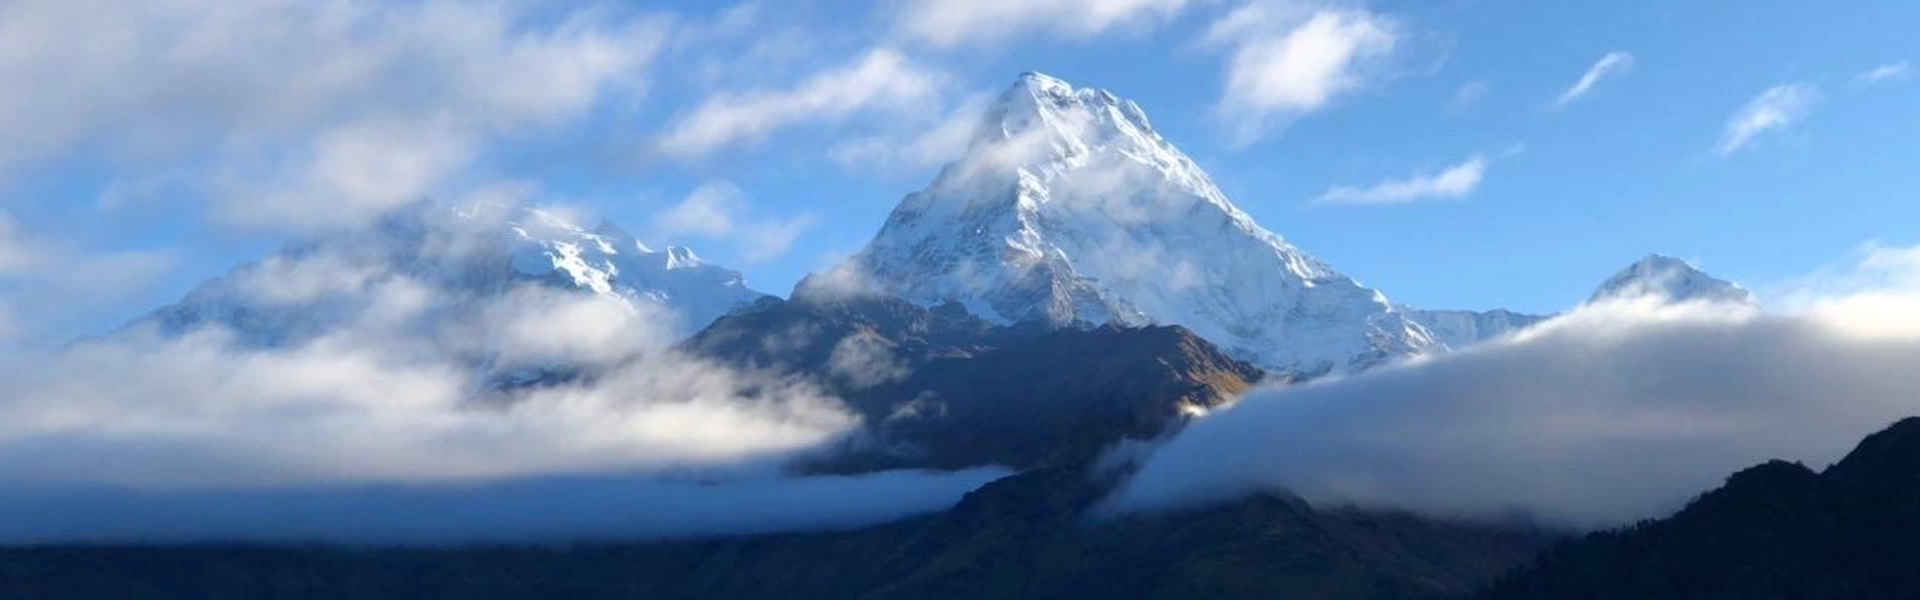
[1588, 254, 1757, 306]
[829, 72, 1441, 377]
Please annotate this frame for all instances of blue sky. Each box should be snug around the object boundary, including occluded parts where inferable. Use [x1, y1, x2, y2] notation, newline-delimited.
[1, 0, 1915, 347]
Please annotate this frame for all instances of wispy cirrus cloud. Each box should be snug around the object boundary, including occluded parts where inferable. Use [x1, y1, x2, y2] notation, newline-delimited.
[1553, 52, 1634, 109]
[894, 0, 1196, 48]
[1717, 83, 1820, 156]
[652, 182, 819, 264]
[656, 49, 946, 161]
[1448, 80, 1491, 112]
[1854, 61, 1911, 85]
[1313, 154, 1488, 206]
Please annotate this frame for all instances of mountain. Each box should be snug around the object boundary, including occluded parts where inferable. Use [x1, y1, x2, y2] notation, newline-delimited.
[828, 72, 1439, 378]
[1588, 254, 1756, 306]
[683, 294, 1262, 470]
[1478, 416, 1920, 599]
[145, 201, 770, 346]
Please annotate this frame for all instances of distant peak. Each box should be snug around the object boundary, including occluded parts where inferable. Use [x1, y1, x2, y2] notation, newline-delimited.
[1589, 254, 1756, 306]
[1629, 253, 1693, 271]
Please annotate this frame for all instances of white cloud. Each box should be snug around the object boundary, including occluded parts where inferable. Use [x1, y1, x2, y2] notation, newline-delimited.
[1313, 154, 1487, 205]
[0, 214, 37, 275]
[1717, 83, 1820, 156]
[653, 182, 819, 263]
[828, 330, 910, 389]
[0, 210, 176, 347]
[1203, 1, 1400, 143]
[657, 49, 946, 160]
[0, 0, 664, 230]
[1854, 61, 1911, 85]
[1105, 246, 1920, 529]
[829, 94, 992, 174]
[895, 0, 1195, 48]
[1448, 80, 1491, 112]
[1553, 51, 1634, 109]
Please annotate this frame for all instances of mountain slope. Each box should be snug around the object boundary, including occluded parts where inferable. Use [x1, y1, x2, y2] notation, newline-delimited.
[1479, 416, 1920, 599]
[683, 294, 1263, 470]
[833, 72, 1439, 378]
[145, 201, 770, 345]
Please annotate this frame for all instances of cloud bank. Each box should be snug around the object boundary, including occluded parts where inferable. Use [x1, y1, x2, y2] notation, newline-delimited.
[0, 205, 1000, 541]
[1105, 249, 1920, 528]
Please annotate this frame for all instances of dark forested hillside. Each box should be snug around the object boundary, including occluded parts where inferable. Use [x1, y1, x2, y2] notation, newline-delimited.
[1478, 417, 1920, 600]
[0, 466, 1552, 599]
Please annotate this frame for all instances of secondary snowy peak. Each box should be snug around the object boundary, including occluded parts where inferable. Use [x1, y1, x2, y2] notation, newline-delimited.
[150, 202, 769, 346]
[834, 72, 1439, 377]
[1588, 254, 1756, 306]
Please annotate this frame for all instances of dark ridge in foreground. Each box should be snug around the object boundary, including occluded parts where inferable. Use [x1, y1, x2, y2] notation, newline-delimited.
[0, 465, 1552, 599]
[1477, 416, 1920, 599]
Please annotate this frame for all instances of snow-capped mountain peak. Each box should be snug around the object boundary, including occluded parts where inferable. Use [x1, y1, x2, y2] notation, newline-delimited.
[1589, 254, 1756, 306]
[833, 72, 1438, 377]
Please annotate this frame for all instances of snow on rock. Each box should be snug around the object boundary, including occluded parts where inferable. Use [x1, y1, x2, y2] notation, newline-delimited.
[825, 72, 1441, 377]
[148, 201, 770, 347]
[1588, 254, 1757, 306]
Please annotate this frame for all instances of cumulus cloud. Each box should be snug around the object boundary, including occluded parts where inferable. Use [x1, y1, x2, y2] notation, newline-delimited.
[0, 0, 664, 230]
[1203, 1, 1399, 143]
[1312, 154, 1487, 205]
[1105, 247, 1920, 529]
[653, 182, 819, 263]
[895, 0, 1195, 48]
[1717, 83, 1820, 156]
[1552, 52, 1634, 109]
[657, 49, 946, 160]
[1854, 61, 1911, 85]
